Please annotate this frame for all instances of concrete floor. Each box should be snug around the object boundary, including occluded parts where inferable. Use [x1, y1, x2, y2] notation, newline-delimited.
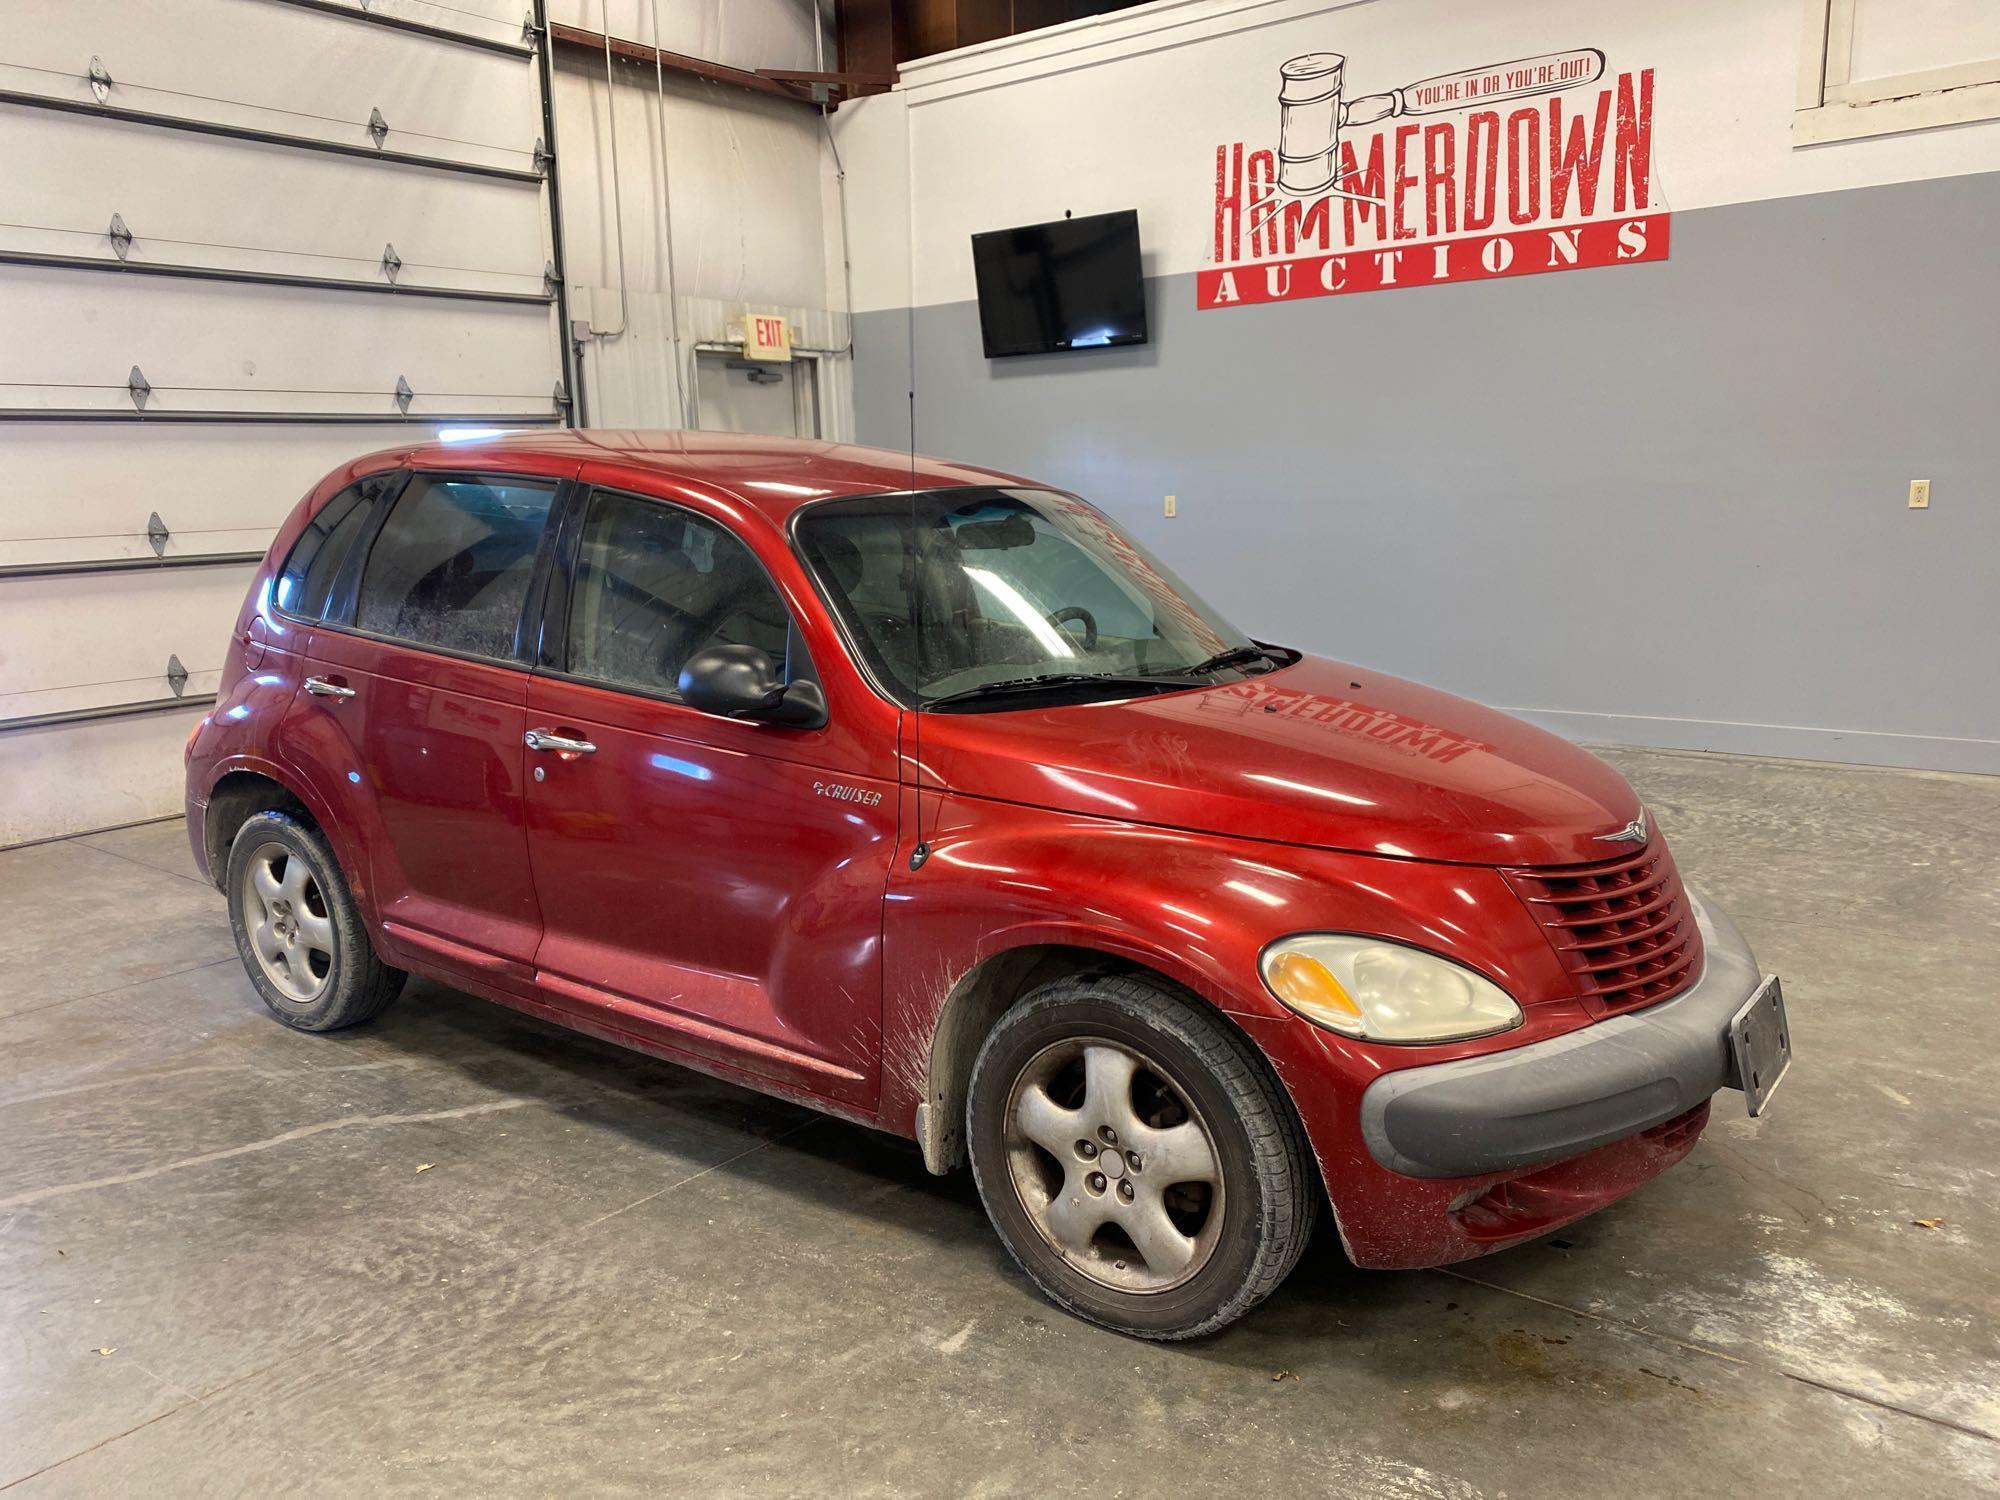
[2, 747, 1996, 1497]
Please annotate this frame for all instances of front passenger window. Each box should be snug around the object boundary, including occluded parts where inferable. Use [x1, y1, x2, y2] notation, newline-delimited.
[355, 474, 558, 660]
[566, 491, 792, 698]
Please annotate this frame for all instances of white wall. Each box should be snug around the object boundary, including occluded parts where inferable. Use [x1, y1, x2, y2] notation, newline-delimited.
[830, 0, 2000, 773]
[837, 0, 2000, 312]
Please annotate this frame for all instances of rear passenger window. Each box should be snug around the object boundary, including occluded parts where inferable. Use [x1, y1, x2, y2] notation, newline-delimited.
[355, 474, 558, 660]
[274, 475, 394, 620]
[566, 490, 792, 697]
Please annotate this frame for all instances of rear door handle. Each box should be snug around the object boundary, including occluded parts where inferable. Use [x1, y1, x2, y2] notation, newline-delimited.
[525, 728, 596, 754]
[304, 676, 357, 700]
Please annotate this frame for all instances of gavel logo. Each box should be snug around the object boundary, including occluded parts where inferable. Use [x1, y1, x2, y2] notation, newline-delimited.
[1276, 48, 1607, 201]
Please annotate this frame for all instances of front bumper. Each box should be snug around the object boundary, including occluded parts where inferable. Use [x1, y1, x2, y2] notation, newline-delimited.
[1237, 887, 1776, 1268]
[1359, 889, 1765, 1180]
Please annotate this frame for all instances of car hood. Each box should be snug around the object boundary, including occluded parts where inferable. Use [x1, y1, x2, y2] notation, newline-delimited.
[916, 654, 1643, 867]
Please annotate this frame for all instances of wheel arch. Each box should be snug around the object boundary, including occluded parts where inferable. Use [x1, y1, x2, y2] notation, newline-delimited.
[200, 760, 359, 903]
[909, 940, 1324, 1228]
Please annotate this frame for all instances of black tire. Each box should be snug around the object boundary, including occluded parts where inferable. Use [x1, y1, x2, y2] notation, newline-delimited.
[224, 810, 406, 1032]
[967, 973, 1317, 1340]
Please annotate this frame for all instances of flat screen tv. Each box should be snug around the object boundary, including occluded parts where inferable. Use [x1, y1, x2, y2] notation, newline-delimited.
[971, 210, 1147, 358]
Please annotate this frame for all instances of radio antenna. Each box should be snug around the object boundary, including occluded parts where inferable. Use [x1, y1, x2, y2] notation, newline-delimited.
[905, 102, 928, 872]
[907, 388, 929, 870]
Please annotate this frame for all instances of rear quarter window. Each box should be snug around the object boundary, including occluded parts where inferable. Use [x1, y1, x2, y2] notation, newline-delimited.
[274, 474, 398, 621]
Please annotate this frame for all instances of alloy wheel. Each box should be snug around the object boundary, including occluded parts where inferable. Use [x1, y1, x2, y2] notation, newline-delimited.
[1002, 1037, 1225, 1294]
[240, 841, 335, 1004]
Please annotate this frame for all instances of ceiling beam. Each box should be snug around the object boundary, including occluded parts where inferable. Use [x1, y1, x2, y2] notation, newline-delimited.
[547, 22, 816, 105]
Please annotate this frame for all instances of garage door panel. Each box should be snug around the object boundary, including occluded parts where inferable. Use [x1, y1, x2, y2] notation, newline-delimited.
[320, 0, 526, 52]
[0, 565, 253, 716]
[0, 706, 211, 846]
[0, 268, 558, 415]
[0, 424, 430, 565]
[0, 113, 548, 294]
[6, 0, 538, 174]
[1, 0, 562, 842]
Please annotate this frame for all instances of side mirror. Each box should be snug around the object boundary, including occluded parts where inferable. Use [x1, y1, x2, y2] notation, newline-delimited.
[677, 644, 827, 728]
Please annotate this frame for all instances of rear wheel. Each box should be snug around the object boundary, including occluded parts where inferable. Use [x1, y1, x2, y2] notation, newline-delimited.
[968, 974, 1316, 1340]
[225, 810, 405, 1031]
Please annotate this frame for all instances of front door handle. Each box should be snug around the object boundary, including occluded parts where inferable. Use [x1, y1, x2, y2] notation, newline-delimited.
[304, 676, 357, 700]
[525, 728, 596, 754]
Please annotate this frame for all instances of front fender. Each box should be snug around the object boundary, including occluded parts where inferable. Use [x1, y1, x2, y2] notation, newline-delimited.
[876, 794, 1582, 1145]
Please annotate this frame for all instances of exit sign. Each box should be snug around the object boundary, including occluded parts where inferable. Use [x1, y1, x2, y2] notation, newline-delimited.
[745, 313, 793, 362]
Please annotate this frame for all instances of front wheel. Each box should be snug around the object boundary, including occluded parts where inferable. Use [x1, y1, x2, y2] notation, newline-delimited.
[224, 810, 406, 1032]
[967, 974, 1317, 1340]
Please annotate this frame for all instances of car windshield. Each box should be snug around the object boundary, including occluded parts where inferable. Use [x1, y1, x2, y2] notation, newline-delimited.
[794, 487, 1273, 706]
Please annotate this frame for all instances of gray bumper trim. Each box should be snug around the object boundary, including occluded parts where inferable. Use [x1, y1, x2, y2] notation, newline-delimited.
[1359, 889, 1766, 1180]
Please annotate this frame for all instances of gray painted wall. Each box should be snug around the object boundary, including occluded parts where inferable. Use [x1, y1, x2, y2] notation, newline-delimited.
[853, 173, 2000, 774]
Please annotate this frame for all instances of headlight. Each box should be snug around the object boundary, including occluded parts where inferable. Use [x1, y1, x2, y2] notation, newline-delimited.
[1259, 935, 1522, 1044]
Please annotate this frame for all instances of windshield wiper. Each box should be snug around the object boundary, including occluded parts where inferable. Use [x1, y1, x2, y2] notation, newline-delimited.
[925, 672, 1198, 709]
[1181, 644, 1278, 677]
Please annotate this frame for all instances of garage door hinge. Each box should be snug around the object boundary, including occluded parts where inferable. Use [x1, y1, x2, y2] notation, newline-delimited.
[368, 107, 390, 148]
[127, 365, 151, 411]
[147, 512, 170, 557]
[552, 380, 569, 414]
[533, 137, 552, 176]
[166, 655, 189, 697]
[394, 375, 414, 414]
[381, 243, 402, 283]
[88, 56, 113, 103]
[523, 12, 539, 49]
[543, 260, 558, 296]
[108, 212, 133, 261]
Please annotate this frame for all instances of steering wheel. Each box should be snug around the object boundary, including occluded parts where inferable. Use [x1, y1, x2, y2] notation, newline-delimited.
[1046, 605, 1099, 652]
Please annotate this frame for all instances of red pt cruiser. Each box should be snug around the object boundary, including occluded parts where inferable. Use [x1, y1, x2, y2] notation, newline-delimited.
[185, 432, 1791, 1339]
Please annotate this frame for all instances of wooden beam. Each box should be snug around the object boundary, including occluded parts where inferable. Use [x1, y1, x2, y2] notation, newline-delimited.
[547, 22, 816, 105]
[838, 0, 907, 80]
[757, 69, 896, 89]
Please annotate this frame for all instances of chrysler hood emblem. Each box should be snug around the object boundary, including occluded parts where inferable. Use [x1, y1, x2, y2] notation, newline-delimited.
[1595, 810, 1649, 845]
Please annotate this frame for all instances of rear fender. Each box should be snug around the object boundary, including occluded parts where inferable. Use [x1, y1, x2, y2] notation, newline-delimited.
[197, 750, 373, 921]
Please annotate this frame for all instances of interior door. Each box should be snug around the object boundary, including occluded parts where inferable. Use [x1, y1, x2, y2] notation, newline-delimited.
[693, 352, 815, 437]
[521, 486, 893, 1108]
[290, 471, 562, 985]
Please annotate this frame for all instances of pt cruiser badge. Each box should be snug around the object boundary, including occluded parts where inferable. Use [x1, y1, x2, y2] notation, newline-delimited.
[814, 780, 883, 807]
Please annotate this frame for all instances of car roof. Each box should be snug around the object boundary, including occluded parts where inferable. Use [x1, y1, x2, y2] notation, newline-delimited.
[375, 429, 1034, 522]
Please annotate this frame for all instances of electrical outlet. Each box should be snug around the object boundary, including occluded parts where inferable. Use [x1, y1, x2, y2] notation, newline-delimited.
[1908, 479, 1930, 509]
[1164, 494, 1177, 518]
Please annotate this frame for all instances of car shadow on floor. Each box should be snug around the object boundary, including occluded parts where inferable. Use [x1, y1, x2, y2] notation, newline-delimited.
[284, 971, 1674, 1362]
[302, 980, 1388, 1270]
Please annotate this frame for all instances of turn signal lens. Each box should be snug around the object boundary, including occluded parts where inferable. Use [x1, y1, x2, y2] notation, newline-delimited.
[1262, 950, 1363, 1032]
[1260, 935, 1523, 1044]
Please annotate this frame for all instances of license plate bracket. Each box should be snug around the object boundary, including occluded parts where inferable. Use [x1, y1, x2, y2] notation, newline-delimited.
[1729, 976, 1792, 1117]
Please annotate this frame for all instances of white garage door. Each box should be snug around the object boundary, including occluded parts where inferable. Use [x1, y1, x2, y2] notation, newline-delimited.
[0, 0, 572, 846]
